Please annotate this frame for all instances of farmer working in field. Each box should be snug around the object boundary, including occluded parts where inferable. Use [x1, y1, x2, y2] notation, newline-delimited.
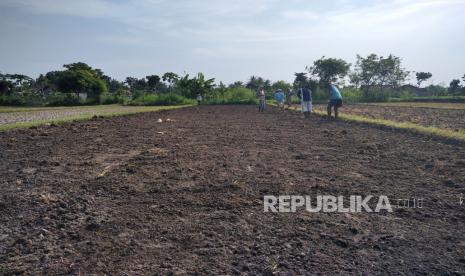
[299, 85, 312, 118]
[274, 89, 285, 112]
[196, 93, 203, 105]
[256, 86, 266, 112]
[285, 88, 294, 110]
[327, 82, 343, 119]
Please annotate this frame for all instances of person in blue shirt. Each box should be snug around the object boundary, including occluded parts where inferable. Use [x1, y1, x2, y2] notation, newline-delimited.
[299, 86, 312, 118]
[327, 82, 343, 119]
[274, 89, 285, 111]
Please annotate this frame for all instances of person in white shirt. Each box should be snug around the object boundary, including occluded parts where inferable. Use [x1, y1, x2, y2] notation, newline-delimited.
[256, 86, 266, 112]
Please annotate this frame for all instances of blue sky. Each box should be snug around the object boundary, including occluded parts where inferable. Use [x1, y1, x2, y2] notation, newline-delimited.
[0, 0, 464, 85]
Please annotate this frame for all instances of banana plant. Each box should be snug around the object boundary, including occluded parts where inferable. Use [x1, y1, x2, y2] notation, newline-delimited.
[192, 73, 215, 99]
[175, 73, 215, 99]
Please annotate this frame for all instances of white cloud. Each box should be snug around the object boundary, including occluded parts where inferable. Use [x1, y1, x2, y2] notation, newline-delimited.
[282, 10, 320, 21]
[1, 0, 125, 19]
[0, 0, 464, 83]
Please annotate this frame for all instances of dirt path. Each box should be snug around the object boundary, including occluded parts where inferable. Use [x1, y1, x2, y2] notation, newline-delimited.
[1, 106, 464, 274]
[0, 106, 163, 126]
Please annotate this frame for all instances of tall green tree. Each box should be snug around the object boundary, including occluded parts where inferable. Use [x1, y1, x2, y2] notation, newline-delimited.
[146, 75, 161, 92]
[107, 79, 124, 94]
[36, 71, 62, 93]
[272, 80, 291, 91]
[307, 57, 350, 86]
[94, 69, 111, 84]
[125, 77, 138, 90]
[229, 81, 244, 88]
[56, 69, 107, 99]
[8, 74, 34, 87]
[135, 78, 147, 91]
[351, 54, 408, 96]
[462, 75, 465, 94]
[246, 76, 271, 92]
[124, 77, 147, 91]
[0, 74, 14, 95]
[63, 62, 93, 71]
[0, 74, 33, 95]
[263, 79, 272, 91]
[348, 71, 361, 88]
[449, 79, 461, 94]
[351, 54, 379, 94]
[378, 55, 409, 90]
[293, 72, 308, 88]
[246, 76, 261, 91]
[162, 72, 179, 93]
[56, 62, 108, 100]
[416, 72, 432, 87]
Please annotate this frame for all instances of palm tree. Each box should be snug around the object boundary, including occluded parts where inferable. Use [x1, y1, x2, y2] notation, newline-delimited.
[229, 81, 244, 88]
[246, 76, 260, 91]
[192, 73, 215, 99]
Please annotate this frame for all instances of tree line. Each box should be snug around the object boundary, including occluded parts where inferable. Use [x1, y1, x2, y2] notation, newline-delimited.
[0, 62, 220, 105]
[243, 54, 464, 100]
[1, 54, 464, 106]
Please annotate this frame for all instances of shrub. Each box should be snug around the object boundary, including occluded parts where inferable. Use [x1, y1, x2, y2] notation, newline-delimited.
[340, 88, 363, 103]
[46, 92, 81, 106]
[99, 93, 119, 105]
[206, 87, 257, 105]
[129, 93, 194, 106]
[398, 90, 414, 101]
[0, 94, 27, 106]
[0, 91, 45, 106]
[361, 89, 390, 102]
[117, 96, 130, 105]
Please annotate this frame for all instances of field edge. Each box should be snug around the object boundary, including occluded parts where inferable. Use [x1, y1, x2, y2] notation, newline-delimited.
[0, 105, 192, 132]
[311, 109, 465, 144]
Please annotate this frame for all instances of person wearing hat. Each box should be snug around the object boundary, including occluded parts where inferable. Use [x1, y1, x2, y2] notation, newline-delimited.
[274, 89, 285, 112]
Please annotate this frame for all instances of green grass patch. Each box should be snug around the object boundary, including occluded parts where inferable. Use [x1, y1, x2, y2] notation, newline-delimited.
[366, 102, 465, 110]
[311, 109, 465, 142]
[205, 99, 258, 105]
[270, 101, 465, 142]
[205, 87, 258, 105]
[415, 96, 465, 100]
[0, 104, 126, 113]
[129, 94, 195, 106]
[0, 105, 190, 132]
